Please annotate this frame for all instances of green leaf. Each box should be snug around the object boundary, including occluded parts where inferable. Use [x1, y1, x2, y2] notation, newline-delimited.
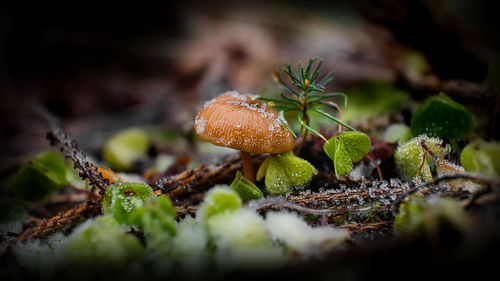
[230, 171, 263, 202]
[32, 149, 69, 186]
[323, 132, 371, 178]
[343, 82, 410, 121]
[129, 195, 177, 236]
[264, 152, 317, 195]
[395, 195, 472, 235]
[461, 139, 500, 177]
[13, 165, 61, 203]
[11, 149, 75, 202]
[276, 152, 318, 187]
[63, 216, 144, 268]
[256, 157, 271, 181]
[411, 92, 473, 141]
[394, 136, 444, 182]
[103, 128, 150, 171]
[103, 182, 154, 224]
[198, 187, 242, 221]
[265, 156, 293, 195]
[383, 124, 413, 144]
[341, 131, 371, 162]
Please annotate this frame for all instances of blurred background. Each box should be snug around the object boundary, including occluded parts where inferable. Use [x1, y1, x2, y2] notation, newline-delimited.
[1, 0, 499, 174]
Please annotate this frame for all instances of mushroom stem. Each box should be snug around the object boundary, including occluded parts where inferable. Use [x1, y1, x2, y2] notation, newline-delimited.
[240, 151, 255, 183]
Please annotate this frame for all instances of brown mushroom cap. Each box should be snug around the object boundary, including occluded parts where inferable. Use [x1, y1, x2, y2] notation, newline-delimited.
[194, 91, 295, 154]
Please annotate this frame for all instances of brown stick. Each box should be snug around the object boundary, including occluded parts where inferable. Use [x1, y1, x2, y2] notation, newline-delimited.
[240, 151, 255, 183]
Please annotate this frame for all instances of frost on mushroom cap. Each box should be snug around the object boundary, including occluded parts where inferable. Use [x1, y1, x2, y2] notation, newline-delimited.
[194, 91, 295, 154]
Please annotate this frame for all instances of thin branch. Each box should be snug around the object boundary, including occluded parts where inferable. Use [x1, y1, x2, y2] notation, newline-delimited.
[246, 196, 373, 216]
[391, 173, 500, 215]
[34, 105, 110, 192]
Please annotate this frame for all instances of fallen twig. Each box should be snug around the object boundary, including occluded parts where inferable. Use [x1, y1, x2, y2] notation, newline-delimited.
[35, 105, 110, 193]
[391, 173, 500, 214]
[155, 154, 266, 198]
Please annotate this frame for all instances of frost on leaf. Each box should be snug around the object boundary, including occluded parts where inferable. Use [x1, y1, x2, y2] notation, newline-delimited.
[197, 186, 242, 221]
[258, 152, 318, 195]
[394, 135, 444, 182]
[436, 159, 482, 193]
[103, 182, 154, 224]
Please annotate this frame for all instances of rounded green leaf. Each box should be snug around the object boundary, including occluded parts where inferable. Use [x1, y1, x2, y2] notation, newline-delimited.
[323, 131, 371, 178]
[384, 124, 412, 144]
[129, 195, 177, 236]
[103, 128, 150, 171]
[103, 182, 154, 224]
[410, 93, 473, 140]
[264, 157, 292, 195]
[63, 216, 144, 268]
[256, 157, 271, 182]
[394, 136, 444, 181]
[263, 153, 317, 195]
[33, 149, 69, 186]
[340, 131, 371, 162]
[198, 187, 242, 221]
[13, 165, 61, 203]
[461, 139, 500, 177]
[276, 152, 318, 187]
[230, 171, 263, 201]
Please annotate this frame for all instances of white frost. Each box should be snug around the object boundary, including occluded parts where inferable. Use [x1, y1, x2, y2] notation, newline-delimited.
[194, 118, 207, 134]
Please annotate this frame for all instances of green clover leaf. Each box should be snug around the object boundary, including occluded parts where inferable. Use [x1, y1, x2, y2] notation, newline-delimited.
[257, 152, 318, 195]
[394, 135, 445, 182]
[103, 128, 150, 171]
[230, 171, 263, 202]
[198, 187, 242, 221]
[323, 131, 371, 178]
[129, 195, 177, 236]
[461, 139, 500, 177]
[103, 182, 154, 224]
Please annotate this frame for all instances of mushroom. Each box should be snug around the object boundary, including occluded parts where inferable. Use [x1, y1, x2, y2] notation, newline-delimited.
[194, 91, 295, 183]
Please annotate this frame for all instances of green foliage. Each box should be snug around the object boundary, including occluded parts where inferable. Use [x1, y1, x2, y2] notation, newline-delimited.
[103, 182, 154, 224]
[323, 131, 371, 178]
[394, 195, 472, 235]
[11, 150, 78, 203]
[230, 171, 264, 202]
[259, 58, 355, 138]
[394, 136, 445, 182]
[383, 123, 412, 144]
[257, 152, 318, 195]
[12, 165, 61, 203]
[410, 92, 473, 141]
[197, 187, 242, 221]
[343, 82, 411, 121]
[103, 128, 150, 171]
[129, 195, 177, 236]
[461, 139, 500, 177]
[62, 216, 144, 269]
[394, 194, 425, 234]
